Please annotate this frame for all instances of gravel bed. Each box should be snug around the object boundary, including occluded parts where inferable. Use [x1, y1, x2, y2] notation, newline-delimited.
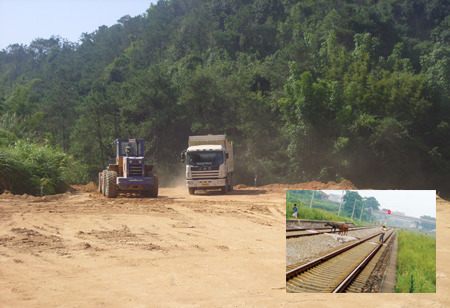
[286, 227, 382, 267]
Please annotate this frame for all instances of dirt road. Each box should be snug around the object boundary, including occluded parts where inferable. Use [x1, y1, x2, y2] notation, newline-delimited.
[1, 184, 448, 307]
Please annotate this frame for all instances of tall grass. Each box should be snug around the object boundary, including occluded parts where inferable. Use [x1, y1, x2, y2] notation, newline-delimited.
[0, 133, 87, 195]
[396, 230, 436, 293]
[286, 201, 366, 226]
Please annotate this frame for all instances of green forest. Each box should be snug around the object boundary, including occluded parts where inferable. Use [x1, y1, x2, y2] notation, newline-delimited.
[1, 0, 449, 195]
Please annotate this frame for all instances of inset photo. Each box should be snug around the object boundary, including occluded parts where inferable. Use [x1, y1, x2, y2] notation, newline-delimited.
[286, 190, 436, 293]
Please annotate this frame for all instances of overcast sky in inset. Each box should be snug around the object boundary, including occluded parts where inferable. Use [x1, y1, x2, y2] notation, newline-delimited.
[320, 190, 436, 219]
[0, 0, 156, 50]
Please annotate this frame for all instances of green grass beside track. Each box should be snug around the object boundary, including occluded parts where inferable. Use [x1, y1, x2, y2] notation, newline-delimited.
[286, 202, 367, 226]
[395, 230, 436, 293]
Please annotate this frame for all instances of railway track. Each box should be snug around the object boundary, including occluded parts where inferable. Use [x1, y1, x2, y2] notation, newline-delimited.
[344, 230, 396, 293]
[286, 225, 378, 239]
[286, 228, 395, 293]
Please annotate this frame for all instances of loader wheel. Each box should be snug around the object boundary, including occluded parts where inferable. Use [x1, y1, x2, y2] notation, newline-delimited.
[102, 171, 108, 196]
[144, 174, 158, 198]
[105, 171, 118, 198]
[188, 187, 196, 195]
[98, 172, 103, 193]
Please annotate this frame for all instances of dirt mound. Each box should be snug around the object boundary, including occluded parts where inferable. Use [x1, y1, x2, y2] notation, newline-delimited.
[324, 180, 358, 190]
[0, 190, 13, 198]
[0, 191, 36, 200]
[234, 184, 248, 189]
[69, 182, 97, 192]
[235, 180, 358, 192]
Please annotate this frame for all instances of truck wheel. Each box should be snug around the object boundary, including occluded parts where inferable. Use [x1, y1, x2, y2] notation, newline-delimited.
[188, 188, 196, 195]
[221, 184, 228, 194]
[98, 172, 103, 193]
[105, 171, 118, 198]
[144, 174, 158, 198]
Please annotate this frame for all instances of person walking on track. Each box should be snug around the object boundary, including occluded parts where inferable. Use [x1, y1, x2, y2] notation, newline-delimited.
[379, 225, 386, 243]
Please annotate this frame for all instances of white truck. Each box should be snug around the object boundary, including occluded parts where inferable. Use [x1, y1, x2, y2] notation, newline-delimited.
[181, 135, 234, 195]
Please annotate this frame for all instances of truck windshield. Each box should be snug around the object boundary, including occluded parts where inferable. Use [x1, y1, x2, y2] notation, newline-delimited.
[187, 151, 223, 166]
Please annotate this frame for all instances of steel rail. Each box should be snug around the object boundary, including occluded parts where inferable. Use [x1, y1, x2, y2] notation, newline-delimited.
[332, 228, 395, 293]
[286, 228, 395, 293]
[286, 226, 379, 239]
[286, 231, 382, 279]
[287, 225, 377, 232]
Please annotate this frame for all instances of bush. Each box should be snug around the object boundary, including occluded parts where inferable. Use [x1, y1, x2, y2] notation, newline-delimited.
[0, 137, 83, 195]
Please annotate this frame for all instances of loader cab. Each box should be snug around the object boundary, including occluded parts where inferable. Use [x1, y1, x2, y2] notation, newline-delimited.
[112, 139, 145, 174]
[114, 139, 145, 158]
[100, 138, 158, 198]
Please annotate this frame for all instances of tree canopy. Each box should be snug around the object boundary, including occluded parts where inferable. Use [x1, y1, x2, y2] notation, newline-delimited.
[1, 0, 449, 194]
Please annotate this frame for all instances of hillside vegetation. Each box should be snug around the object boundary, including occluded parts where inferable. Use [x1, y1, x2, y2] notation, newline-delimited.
[1, 0, 449, 193]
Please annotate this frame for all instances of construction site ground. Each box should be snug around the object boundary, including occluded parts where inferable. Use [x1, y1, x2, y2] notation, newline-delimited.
[0, 182, 448, 307]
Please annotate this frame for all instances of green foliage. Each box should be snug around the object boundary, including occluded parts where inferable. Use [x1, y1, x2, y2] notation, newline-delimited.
[286, 200, 366, 226]
[286, 190, 370, 226]
[0, 129, 18, 146]
[409, 274, 415, 293]
[287, 190, 340, 212]
[0, 135, 82, 195]
[396, 230, 436, 293]
[420, 215, 437, 231]
[0, 0, 448, 193]
[1, 79, 42, 116]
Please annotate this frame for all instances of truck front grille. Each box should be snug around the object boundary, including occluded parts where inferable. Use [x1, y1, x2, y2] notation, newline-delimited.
[191, 170, 219, 179]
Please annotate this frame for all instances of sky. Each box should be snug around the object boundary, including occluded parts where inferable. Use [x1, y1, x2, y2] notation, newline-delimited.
[321, 190, 436, 219]
[0, 0, 157, 50]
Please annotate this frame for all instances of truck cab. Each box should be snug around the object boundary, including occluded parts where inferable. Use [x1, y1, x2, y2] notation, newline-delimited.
[181, 135, 233, 195]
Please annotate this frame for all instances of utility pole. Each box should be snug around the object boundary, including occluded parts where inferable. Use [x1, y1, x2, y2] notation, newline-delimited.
[337, 190, 344, 216]
[369, 208, 373, 222]
[359, 199, 366, 221]
[351, 199, 357, 221]
[309, 191, 315, 209]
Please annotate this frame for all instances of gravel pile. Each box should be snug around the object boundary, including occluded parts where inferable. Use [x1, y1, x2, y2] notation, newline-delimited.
[286, 227, 382, 267]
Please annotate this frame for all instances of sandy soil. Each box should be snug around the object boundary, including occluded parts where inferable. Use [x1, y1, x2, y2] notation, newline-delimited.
[0, 183, 448, 307]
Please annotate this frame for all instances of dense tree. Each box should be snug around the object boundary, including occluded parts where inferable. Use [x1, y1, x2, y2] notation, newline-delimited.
[342, 191, 363, 219]
[0, 0, 449, 193]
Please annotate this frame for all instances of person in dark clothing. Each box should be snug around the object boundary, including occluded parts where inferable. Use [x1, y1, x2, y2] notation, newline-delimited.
[292, 204, 298, 218]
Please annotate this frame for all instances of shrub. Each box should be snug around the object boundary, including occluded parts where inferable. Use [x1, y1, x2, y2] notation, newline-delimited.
[0, 138, 83, 195]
